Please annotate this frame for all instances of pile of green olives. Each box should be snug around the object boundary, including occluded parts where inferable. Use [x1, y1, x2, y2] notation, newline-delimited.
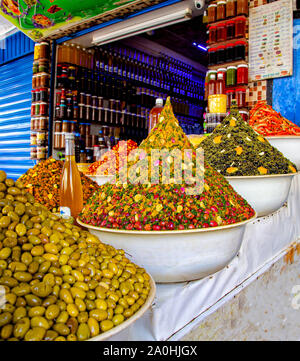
[0, 170, 151, 341]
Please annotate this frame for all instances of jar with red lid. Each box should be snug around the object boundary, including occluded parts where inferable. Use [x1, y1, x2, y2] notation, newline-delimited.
[234, 41, 246, 60]
[225, 89, 235, 108]
[217, 1, 226, 20]
[208, 48, 217, 66]
[235, 88, 246, 107]
[226, 21, 235, 39]
[217, 68, 226, 84]
[226, 0, 236, 18]
[31, 103, 36, 116]
[208, 26, 217, 44]
[237, 0, 248, 15]
[237, 64, 248, 84]
[216, 23, 226, 42]
[208, 4, 217, 23]
[216, 45, 226, 64]
[225, 43, 234, 62]
[235, 17, 246, 37]
[39, 102, 48, 116]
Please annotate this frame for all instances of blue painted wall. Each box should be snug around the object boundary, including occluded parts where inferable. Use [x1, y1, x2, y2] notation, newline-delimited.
[272, 19, 300, 126]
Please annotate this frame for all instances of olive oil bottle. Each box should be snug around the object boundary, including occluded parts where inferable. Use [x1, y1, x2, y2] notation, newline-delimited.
[60, 133, 83, 220]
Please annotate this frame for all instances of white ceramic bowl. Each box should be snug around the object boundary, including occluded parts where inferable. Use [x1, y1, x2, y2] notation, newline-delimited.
[86, 174, 113, 186]
[226, 173, 295, 217]
[266, 136, 300, 169]
[89, 274, 156, 341]
[77, 215, 256, 283]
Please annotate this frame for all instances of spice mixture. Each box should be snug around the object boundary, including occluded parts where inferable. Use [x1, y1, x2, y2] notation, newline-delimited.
[79, 98, 255, 231]
[201, 101, 297, 176]
[19, 158, 99, 212]
[249, 102, 300, 136]
[86, 140, 138, 176]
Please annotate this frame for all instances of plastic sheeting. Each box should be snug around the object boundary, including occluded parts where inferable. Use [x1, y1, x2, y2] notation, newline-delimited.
[105, 173, 300, 341]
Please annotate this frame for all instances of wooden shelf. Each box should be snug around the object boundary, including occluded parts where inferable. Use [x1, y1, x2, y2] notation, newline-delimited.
[207, 14, 248, 27]
[208, 37, 248, 48]
[208, 59, 248, 70]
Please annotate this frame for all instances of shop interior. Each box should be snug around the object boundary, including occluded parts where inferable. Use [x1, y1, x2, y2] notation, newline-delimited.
[51, 12, 208, 161]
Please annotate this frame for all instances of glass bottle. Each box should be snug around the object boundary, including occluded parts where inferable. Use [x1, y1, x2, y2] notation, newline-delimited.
[216, 73, 225, 94]
[148, 98, 163, 133]
[207, 73, 216, 96]
[60, 133, 83, 220]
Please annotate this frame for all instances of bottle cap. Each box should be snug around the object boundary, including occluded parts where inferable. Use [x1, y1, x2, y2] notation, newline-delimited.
[156, 98, 163, 106]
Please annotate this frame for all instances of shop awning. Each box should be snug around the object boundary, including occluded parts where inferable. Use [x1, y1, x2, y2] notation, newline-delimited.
[0, 0, 171, 41]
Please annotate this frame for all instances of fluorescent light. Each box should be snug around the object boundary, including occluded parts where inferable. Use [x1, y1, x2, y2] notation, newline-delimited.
[193, 42, 207, 51]
[92, 8, 192, 45]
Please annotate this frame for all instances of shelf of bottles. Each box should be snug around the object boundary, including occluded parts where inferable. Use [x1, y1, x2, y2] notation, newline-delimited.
[53, 42, 205, 162]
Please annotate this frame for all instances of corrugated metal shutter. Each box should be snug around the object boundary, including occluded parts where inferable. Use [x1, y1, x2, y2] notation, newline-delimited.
[0, 53, 34, 179]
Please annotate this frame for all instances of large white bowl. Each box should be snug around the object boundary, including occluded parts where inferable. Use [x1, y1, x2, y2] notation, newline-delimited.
[86, 174, 113, 186]
[226, 173, 295, 217]
[266, 136, 300, 169]
[89, 274, 156, 341]
[77, 215, 256, 283]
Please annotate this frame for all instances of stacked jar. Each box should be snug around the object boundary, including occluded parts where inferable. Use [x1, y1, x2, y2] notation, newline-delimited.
[31, 42, 50, 161]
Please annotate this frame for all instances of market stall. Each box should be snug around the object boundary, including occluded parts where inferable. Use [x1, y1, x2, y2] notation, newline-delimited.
[0, 0, 300, 342]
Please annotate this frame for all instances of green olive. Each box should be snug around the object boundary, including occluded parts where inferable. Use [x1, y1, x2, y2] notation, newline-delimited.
[53, 323, 70, 336]
[76, 323, 90, 341]
[0, 312, 13, 327]
[12, 283, 31, 297]
[31, 282, 52, 298]
[25, 294, 42, 307]
[44, 330, 59, 341]
[13, 317, 30, 339]
[15, 224, 26, 237]
[28, 306, 46, 318]
[0, 170, 7, 182]
[24, 327, 46, 341]
[30, 316, 50, 330]
[45, 305, 60, 320]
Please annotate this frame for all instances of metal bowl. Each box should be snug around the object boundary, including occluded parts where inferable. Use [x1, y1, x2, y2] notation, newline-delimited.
[88, 274, 156, 341]
[266, 136, 300, 169]
[77, 214, 256, 283]
[86, 175, 113, 186]
[226, 173, 296, 217]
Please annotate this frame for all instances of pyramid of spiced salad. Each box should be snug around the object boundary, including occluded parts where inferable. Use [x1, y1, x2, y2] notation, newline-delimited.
[201, 101, 297, 176]
[79, 98, 255, 231]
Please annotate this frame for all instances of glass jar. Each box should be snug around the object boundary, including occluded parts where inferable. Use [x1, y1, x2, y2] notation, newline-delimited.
[40, 88, 48, 102]
[216, 45, 226, 64]
[30, 146, 37, 159]
[217, 68, 227, 83]
[32, 61, 38, 74]
[54, 120, 62, 133]
[235, 88, 246, 107]
[226, 21, 235, 39]
[225, 43, 234, 62]
[226, 66, 237, 86]
[208, 48, 217, 66]
[234, 41, 246, 60]
[39, 42, 49, 60]
[208, 4, 217, 23]
[30, 133, 37, 146]
[37, 117, 48, 131]
[37, 146, 47, 160]
[237, 64, 248, 84]
[216, 23, 226, 42]
[237, 0, 248, 15]
[239, 110, 249, 122]
[38, 59, 49, 73]
[208, 26, 217, 44]
[32, 75, 37, 89]
[40, 73, 50, 88]
[225, 89, 235, 108]
[235, 17, 246, 37]
[37, 132, 47, 147]
[217, 1, 226, 21]
[226, 0, 236, 18]
[39, 102, 48, 116]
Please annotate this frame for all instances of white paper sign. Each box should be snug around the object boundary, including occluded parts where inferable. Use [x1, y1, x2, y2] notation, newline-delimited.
[249, 0, 293, 81]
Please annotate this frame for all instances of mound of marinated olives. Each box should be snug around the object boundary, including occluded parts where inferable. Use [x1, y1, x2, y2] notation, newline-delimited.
[0, 171, 152, 341]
